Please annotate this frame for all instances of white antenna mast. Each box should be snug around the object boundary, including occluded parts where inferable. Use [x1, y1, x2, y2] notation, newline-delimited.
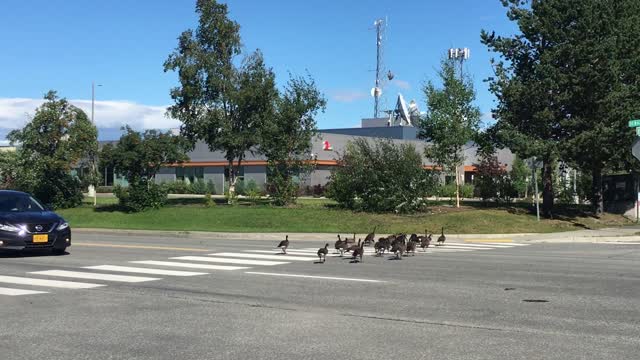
[371, 18, 392, 119]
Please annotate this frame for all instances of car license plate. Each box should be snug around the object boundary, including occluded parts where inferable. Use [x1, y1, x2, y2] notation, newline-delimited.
[32, 234, 48, 243]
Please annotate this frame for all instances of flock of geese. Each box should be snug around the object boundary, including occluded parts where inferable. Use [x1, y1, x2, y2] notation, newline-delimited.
[276, 227, 447, 263]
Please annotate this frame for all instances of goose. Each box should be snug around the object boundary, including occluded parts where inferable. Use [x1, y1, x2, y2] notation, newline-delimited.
[374, 237, 389, 255]
[391, 242, 406, 259]
[334, 235, 344, 253]
[406, 238, 417, 256]
[437, 227, 446, 246]
[317, 243, 329, 263]
[363, 226, 377, 246]
[421, 230, 432, 251]
[347, 239, 361, 253]
[345, 233, 357, 247]
[352, 240, 365, 263]
[277, 235, 289, 254]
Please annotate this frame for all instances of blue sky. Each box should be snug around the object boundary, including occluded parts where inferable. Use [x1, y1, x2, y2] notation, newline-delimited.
[0, 0, 516, 140]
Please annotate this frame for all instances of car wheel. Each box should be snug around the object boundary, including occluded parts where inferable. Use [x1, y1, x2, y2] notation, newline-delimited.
[52, 248, 67, 255]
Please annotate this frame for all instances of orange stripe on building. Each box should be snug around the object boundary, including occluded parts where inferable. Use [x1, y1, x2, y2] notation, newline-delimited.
[166, 160, 341, 167]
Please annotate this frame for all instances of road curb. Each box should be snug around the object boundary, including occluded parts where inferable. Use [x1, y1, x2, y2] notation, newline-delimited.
[72, 228, 640, 244]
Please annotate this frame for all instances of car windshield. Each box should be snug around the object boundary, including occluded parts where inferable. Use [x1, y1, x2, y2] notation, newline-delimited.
[0, 194, 45, 212]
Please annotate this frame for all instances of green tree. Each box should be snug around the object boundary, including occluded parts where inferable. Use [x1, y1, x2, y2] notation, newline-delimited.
[481, 1, 569, 217]
[419, 58, 481, 208]
[554, 0, 640, 214]
[164, 0, 278, 203]
[510, 155, 529, 198]
[7, 91, 98, 208]
[261, 75, 326, 206]
[474, 152, 505, 203]
[326, 138, 435, 213]
[106, 126, 189, 211]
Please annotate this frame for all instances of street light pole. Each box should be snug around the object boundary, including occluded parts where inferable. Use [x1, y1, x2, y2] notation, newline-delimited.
[91, 81, 101, 207]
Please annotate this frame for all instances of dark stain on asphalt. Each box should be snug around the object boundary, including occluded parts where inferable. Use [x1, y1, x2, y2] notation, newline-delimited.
[522, 299, 549, 303]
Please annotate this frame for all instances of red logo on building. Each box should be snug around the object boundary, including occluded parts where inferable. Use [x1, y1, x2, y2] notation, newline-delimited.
[323, 140, 333, 151]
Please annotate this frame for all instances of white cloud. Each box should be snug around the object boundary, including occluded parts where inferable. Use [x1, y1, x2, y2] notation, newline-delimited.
[0, 98, 179, 131]
[391, 79, 411, 90]
[330, 90, 368, 103]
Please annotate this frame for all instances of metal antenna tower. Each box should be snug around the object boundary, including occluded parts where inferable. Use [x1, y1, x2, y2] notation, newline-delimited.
[372, 18, 386, 118]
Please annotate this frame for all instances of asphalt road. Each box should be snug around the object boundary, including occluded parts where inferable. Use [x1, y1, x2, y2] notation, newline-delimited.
[0, 233, 638, 360]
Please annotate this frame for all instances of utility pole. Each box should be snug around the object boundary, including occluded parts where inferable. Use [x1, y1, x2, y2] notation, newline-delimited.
[91, 81, 101, 207]
[447, 47, 470, 208]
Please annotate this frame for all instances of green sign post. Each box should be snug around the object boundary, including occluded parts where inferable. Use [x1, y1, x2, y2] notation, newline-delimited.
[629, 119, 640, 128]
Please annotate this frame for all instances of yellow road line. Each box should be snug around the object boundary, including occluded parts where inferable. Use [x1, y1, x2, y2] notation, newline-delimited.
[73, 243, 210, 252]
[464, 239, 513, 243]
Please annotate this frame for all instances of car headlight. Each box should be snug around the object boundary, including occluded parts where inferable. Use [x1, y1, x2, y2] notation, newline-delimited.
[57, 222, 69, 231]
[0, 224, 21, 233]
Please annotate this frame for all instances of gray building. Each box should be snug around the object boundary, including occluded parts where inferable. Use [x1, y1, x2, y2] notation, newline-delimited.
[102, 118, 515, 194]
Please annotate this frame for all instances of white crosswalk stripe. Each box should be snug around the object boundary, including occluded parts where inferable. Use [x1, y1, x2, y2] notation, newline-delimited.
[0, 275, 105, 289]
[0, 287, 48, 296]
[245, 250, 319, 256]
[210, 252, 318, 261]
[130, 260, 250, 271]
[30, 270, 160, 283]
[0, 241, 532, 297]
[84, 265, 208, 277]
[171, 256, 289, 266]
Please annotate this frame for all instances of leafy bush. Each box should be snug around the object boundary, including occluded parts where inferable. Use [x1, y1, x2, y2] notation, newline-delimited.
[326, 138, 436, 213]
[299, 184, 326, 197]
[96, 186, 114, 193]
[206, 180, 216, 195]
[204, 192, 215, 208]
[236, 179, 260, 196]
[114, 181, 168, 212]
[164, 180, 188, 194]
[190, 179, 207, 194]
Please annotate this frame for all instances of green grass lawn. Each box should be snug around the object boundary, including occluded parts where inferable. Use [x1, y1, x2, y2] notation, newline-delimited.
[58, 196, 631, 234]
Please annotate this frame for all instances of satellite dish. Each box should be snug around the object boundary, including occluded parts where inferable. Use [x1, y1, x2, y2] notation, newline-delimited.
[370, 87, 382, 98]
[398, 94, 411, 125]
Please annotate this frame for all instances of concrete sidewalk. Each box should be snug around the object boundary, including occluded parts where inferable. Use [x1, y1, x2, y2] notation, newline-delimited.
[74, 226, 640, 244]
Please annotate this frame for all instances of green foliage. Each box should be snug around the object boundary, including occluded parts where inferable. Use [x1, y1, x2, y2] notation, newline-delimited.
[206, 180, 216, 194]
[105, 127, 188, 212]
[474, 153, 507, 203]
[96, 186, 114, 193]
[419, 58, 481, 207]
[510, 155, 529, 198]
[437, 183, 474, 199]
[163, 179, 216, 195]
[326, 138, 435, 213]
[105, 126, 189, 184]
[163, 180, 188, 194]
[5, 91, 97, 208]
[165, 0, 278, 202]
[190, 179, 207, 195]
[114, 181, 168, 212]
[261, 75, 327, 206]
[204, 192, 215, 208]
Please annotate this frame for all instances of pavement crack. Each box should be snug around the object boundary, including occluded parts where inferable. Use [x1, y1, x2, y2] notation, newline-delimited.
[339, 312, 508, 332]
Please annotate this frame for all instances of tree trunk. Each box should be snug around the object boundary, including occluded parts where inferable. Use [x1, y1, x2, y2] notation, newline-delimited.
[227, 159, 235, 204]
[542, 160, 554, 218]
[592, 166, 604, 216]
[455, 166, 460, 208]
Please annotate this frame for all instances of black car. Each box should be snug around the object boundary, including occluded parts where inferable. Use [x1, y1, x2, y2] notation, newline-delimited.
[0, 190, 70, 255]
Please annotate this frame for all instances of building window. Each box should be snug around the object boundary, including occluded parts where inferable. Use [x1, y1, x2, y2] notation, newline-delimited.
[176, 167, 204, 182]
[224, 166, 245, 179]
